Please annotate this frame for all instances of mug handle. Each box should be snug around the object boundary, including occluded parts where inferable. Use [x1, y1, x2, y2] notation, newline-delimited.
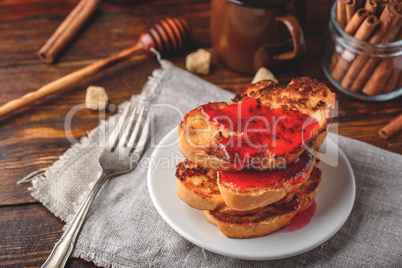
[274, 14, 306, 60]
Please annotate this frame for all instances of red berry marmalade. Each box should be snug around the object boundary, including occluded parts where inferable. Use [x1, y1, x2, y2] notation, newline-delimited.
[200, 98, 318, 162]
[218, 151, 315, 189]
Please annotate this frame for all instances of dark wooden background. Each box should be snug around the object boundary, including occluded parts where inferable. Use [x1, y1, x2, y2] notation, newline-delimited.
[1, 0, 401, 267]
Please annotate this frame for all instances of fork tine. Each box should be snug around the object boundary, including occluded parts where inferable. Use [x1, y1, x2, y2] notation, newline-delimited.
[116, 101, 144, 149]
[126, 104, 148, 149]
[107, 99, 135, 149]
[126, 105, 146, 148]
[131, 110, 151, 157]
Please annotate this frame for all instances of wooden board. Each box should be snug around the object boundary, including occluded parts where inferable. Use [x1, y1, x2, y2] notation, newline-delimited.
[0, 0, 400, 266]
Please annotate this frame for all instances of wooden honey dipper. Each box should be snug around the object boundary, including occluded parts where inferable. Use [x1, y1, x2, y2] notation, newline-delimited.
[0, 17, 190, 118]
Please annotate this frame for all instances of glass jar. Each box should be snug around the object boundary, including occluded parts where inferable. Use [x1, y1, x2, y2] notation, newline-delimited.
[322, 2, 402, 102]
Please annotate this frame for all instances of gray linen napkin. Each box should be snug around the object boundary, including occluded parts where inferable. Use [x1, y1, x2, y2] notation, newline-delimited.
[26, 60, 402, 267]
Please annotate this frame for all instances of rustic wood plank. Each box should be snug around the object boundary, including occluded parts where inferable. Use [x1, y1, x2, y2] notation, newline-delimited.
[336, 116, 402, 153]
[0, 0, 210, 67]
[0, 56, 159, 205]
[0, 203, 95, 267]
[0, 0, 401, 266]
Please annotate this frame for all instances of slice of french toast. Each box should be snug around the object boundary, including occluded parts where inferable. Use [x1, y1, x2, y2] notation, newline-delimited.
[217, 151, 318, 211]
[204, 167, 322, 239]
[176, 158, 266, 215]
[176, 151, 318, 212]
[176, 159, 223, 210]
[178, 77, 335, 172]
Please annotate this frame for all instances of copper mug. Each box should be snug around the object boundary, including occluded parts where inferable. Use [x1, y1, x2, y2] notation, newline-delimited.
[211, 0, 307, 74]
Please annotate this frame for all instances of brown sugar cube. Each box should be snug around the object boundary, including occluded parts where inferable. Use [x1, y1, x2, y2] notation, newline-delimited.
[186, 49, 211, 75]
[251, 67, 279, 84]
[85, 86, 109, 110]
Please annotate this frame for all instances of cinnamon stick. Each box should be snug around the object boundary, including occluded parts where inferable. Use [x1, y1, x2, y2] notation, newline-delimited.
[361, 58, 394, 96]
[397, 70, 402, 88]
[354, 15, 380, 39]
[330, 15, 379, 81]
[340, 2, 402, 91]
[340, 56, 366, 91]
[379, 114, 402, 139]
[38, 0, 100, 64]
[377, 0, 390, 14]
[394, 25, 402, 41]
[362, 24, 402, 96]
[381, 29, 402, 94]
[364, 0, 378, 14]
[348, 3, 402, 92]
[344, 8, 370, 35]
[346, 0, 357, 23]
[380, 29, 402, 93]
[337, 0, 350, 28]
[368, 2, 402, 43]
[355, 0, 365, 9]
[382, 69, 400, 93]
[330, 8, 370, 71]
[348, 58, 377, 92]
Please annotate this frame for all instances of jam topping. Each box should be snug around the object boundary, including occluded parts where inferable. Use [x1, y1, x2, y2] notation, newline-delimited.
[219, 151, 315, 190]
[201, 98, 319, 161]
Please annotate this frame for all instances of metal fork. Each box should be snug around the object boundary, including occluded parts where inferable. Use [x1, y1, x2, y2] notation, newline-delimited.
[42, 98, 151, 268]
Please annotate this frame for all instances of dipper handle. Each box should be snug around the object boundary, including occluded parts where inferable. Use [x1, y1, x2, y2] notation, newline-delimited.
[0, 17, 190, 119]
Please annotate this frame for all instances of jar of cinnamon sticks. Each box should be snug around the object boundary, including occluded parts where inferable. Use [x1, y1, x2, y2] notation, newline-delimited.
[322, 1, 402, 101]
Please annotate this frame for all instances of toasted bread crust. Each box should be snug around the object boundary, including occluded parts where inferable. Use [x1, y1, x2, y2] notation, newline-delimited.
[204, 207, 297, 239]
[176, 160, 269, 215]
[204, 166, 322, 239]
[176, 159, 223, 210]
[298, 167, 322, 212]
[234, 78, 335, 112]
[178, 77, 335, 172]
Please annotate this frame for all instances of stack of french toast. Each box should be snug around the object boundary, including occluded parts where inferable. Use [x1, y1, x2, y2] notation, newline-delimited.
[175, 77, 336, 239]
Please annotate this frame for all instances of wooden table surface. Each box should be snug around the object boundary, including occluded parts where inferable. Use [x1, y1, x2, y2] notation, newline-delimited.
[1, 0, 401, 267]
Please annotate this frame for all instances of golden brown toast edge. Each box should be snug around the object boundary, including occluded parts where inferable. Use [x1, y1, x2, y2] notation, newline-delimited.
[176, 159, 223, 210]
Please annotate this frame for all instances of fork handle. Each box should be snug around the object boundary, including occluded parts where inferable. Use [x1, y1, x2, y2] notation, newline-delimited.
[42, 172, 112, 268]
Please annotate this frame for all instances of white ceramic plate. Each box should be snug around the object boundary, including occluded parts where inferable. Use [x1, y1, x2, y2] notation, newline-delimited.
[147, 128, 355, 260]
